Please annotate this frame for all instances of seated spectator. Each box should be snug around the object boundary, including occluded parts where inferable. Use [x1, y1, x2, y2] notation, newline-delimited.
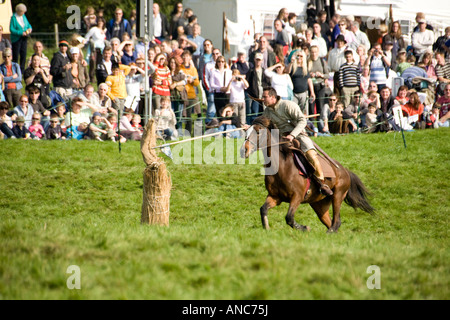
[119, 107, 141, 140]
[155, 96, 177, 140]
[24, 54, 50, 108]
[45, 114, 66, 140]
[217, 104, 242, 138]
[95, 83, 115, 115]
[343, 92, 361, 131]
[27, 85, 50, 129]
[13, 94, 33, 128]
[329, 101, 350, 134]
[435, 51, 450, 96]
[131, 114, 143, 135]
[0, 101, 14, 138]
[1, 48, 23, 108]
[12, 116, 33, 139]
[318, 94, 338, 134]
[436, 83, 450, 127]
[29, 112, 45, 139]
[402, 92, 425, 129]
[418, 51, 437, 80]
[88, 112, 115, 141]
[54, 103, 67, 132]
[394, 85, 409, 106]
[65, 97, 97, 128]
[401, 64, 428, 89]
[66, 122, 88, 140]
[365, 103, 378, 133]
[396, 49, 411, 75]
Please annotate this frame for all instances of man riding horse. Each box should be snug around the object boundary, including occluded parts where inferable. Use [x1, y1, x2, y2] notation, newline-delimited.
[257, 86, 333, 196]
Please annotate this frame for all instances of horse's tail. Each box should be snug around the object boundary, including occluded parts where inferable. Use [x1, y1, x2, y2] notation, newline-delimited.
[344, 170, 375, 214]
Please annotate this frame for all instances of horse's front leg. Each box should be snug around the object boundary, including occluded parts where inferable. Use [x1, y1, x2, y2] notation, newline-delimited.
[285, 199, 310, 232]
[260, 196, 279, 229]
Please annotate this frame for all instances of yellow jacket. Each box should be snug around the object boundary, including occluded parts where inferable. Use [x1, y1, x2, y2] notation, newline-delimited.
[106, 64, 131, 100]
[179, 64, 199, 99]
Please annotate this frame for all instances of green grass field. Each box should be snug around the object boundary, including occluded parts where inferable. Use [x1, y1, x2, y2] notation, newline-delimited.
[0, 128, 449, 300]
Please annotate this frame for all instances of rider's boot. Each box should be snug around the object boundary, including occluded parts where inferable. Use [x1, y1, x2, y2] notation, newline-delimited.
[306, 149, 334, 196]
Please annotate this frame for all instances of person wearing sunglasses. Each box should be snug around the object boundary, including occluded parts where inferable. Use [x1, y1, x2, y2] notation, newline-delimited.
[1, 47, 23, 109]
[12, 94, 33, 129]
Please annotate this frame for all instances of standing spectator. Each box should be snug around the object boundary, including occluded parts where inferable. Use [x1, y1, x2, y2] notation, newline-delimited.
[349, 21, 370, 52]
[96, 46, 113, 87]
[185, 15, 197, 38]
[82, 7, 97, 33]
[411, 18, 434, 62]
[201, 45, 219, 123]
[249, 36, 276, 69]
[383, 21, 406, 63]
[168, 56, 187, 129]
[106, 8, 132, 41]
[9, 3, 32, 72]
[265, 62, 293, 101]
[433, 27, 450, 61]
[412, 13, 434, 33]
[155, 96, 177, 140]
[274, 19, 290, 53]
[170, 2, 184, 40]
[366, 43, 390, 92]
[153, 3, 170, 42]
[225, 69, 249, 126]
[286, 50, 315, 115]
[152, 53, 172, 111]
[246, 53, 271, 124]
[70, 47, 89, 90]
[0, 25, 12, 65]
[328, 35, 356, 93]
[26, 42, 51, 82]
[50, 40, 73, 100]
[179, 50, 200, 135]
[121, 41, 137, 66]
[210, 55, 232, 116]
[336, 18, 356, 48]
[339, 50, 361, 107]
[191, 23, 205, 62]
[1, 48, 23, 108]
[418, 52, 437, 80]
[312, 23, 328, 59]
[307, 45, 330, 116]
[105, 63, 133, 112]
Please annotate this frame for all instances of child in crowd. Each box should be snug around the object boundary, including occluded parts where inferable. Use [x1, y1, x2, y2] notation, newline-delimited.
[107, 113, 127, 143]
[66, 122, 88, 140]
[396, 49, 410, 75]
[365, 103, 378, 133]
[155, 96, 176, 140]
[46, 114, 66, 140]
[28, 112, 45, 139]
[217, 104, 241, 138]
[131, 114, 144, 135]
[12, 116, 33, 139]
[88, 112, 115, 141]
[227, 69, 248, 127]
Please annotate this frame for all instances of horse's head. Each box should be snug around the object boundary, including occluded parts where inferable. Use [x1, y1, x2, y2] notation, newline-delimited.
[240, 116, 274, 159]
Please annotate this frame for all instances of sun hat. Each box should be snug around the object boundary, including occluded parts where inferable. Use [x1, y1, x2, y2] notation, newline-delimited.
[70, 47, 80, 54]
[16, 116, 25, 122]
[255, 52, 263, 60]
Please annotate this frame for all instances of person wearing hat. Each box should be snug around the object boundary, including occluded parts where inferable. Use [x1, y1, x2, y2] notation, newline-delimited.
[9, 3, 32, 73]
[70, 46, 89, 90]
[411, 18, 434, 61]
[12, 115, 32, 139]
[245, 52, 271, 124]
[50, 40, 73, 100]
[328, 35, 358, 96]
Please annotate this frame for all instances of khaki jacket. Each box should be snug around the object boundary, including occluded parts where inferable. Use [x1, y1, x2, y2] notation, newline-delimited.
[262, 98, 307, 138]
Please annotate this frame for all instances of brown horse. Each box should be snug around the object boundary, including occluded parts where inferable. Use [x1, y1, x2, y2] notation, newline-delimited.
[240, 116, 374, 233]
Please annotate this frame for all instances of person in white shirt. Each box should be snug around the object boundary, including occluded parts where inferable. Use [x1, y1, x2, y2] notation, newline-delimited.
[225, 69, 249, 126]
[312, 23, 328, 59]
[349, 21, 370, 52]
[264, 62, 294, 100]
[411, 18, 434, 60]
[210, 56, 232, 114]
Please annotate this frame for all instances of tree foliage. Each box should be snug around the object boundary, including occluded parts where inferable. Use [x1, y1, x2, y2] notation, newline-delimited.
[11, 0, 180, 32]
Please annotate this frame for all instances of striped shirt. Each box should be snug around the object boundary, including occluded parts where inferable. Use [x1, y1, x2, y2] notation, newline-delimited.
[339, 62, 361, 88]
[435, 63, 450, 81]
[152, 66, 172, 96]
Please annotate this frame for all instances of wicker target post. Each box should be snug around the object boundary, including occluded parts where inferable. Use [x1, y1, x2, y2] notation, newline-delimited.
[140, 119, 171, 226]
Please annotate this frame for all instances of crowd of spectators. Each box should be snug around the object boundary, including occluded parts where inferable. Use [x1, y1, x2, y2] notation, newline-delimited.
[1, 2, 450, 142]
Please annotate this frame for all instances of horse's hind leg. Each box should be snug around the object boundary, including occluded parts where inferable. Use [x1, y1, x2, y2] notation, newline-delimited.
[310, 198, 332, 230]
[285, 198, 310, 231]
[260, 196, 279, 229]
[329, 190, 348, 233]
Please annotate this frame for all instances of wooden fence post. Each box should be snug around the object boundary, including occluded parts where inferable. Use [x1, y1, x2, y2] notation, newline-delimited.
[140, 119, 171, 226]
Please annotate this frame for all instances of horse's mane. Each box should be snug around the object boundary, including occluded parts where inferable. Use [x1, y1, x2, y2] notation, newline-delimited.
[252, 116, 292, 157]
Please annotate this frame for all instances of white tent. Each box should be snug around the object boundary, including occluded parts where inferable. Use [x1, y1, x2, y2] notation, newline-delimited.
[183, 0, 309, 57]
[338, 0, 450, 31]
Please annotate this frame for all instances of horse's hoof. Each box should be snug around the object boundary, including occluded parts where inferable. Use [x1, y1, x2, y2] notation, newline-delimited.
[297, 225, 310, 232]
[327, 228, 338, 234]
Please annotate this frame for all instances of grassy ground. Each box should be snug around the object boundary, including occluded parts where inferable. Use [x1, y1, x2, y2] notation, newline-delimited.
[0, 128, 449, 300]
